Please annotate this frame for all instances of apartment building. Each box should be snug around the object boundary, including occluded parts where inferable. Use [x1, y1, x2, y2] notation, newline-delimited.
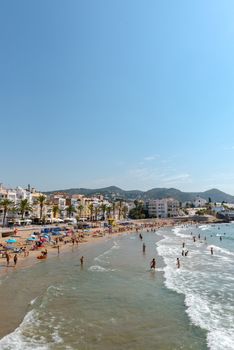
[146, 198, 180, 218]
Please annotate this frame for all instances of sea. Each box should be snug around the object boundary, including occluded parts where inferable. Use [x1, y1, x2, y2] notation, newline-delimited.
[0, 223, 233, 350]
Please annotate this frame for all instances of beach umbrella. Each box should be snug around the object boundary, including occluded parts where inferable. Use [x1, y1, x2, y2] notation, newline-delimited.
[5, 238, 17, 243]
[42, 234, 50, 240]
[27, 237, 37, 241]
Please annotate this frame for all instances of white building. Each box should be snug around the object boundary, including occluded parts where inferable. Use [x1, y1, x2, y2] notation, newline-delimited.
[193, 196, 207, 208]
[147, 198, 180, 218]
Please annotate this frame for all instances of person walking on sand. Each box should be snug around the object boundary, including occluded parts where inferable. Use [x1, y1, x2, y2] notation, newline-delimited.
[13, 254, 18, 266]
[57, 245, 60, 255]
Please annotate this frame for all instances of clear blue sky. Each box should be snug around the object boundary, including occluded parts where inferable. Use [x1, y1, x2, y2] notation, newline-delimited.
[1, 0, 234, 193]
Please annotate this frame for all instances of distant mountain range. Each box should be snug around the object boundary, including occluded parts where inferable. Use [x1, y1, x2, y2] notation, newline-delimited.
[45, 186, 234, 203]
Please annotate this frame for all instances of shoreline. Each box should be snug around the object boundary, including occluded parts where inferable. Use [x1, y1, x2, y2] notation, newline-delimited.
[0, 219, 179, 278]
[0, 223, 209, 350]
[0, 220, 172, 340]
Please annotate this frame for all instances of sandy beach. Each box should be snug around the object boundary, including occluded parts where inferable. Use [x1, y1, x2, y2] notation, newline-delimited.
[0, 219, 178, 277]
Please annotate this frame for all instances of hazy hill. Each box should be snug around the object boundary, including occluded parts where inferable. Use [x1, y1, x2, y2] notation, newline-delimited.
[45, 186, 234, 203]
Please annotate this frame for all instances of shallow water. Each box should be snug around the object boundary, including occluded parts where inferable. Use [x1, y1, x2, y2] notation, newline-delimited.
[157, 223, 234, 350]
[0, 231, 207, 349]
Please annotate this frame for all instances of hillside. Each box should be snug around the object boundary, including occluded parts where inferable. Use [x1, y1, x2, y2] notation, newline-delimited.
[44, 186, 234, 203]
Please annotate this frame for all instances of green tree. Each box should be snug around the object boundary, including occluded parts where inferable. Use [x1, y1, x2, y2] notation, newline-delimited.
[129, 202, 146, 219]
[106, 206, 111, 219]
[94, 206, 99, 221]
[118, 200, 123, 220]
[88, 203, 94, 221]
[77, 204, 84, 219]
[0, 199, 13, 227]
[18, 199, 32, 220]
[122, 205, 128, 219]
[66, 205, 76, 218]
[37, 195, 47, 220]
[112, 201, 116, 218]
[52, 205, 59, 219]
[100, 203, 107, 220]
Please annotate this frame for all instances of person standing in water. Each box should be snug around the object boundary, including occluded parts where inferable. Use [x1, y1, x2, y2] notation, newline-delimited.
[13, 254, 18, 266]
[80, 256, 84, 266]
[176, 258, 180, 268]
[143, 243, 146, 253]
[210, 247, 214, 255]
[6, 252, 10, 267]
[139, 233, 143, 240]
[150, 258, 156, 269]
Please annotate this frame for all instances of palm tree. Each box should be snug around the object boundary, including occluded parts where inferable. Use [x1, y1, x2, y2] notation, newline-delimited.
[66, 205, 76, 218]
[112, 202, 116, 218]
[17, 199, 32, 220]
[118, 200, 123, 220]
[94, 206, 99, 221]
[37, 195, 47, 221]
[77, 204, 84, 219]
[106, 206, 111, 219]
[88, 203, 94, 221]
[122, 205, 128, 219]
[0, 199, 13, 227]
[100, 203, 107, 220]
[52, 205, 59, 219]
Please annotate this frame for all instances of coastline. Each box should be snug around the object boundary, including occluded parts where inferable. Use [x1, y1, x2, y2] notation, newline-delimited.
[0, 221, 167, 340]
[0, 222, 210, 350]
[0, 219, 178, 277]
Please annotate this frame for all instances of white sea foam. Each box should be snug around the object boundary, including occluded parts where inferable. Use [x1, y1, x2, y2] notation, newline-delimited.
[207, 245, 234, 257]
[51, 329, 64, 344]
[30, 297, 38, 305]
[94, 240, 120, 265]
[199, 225, 211, 231]
[0, 310, 49, 350]
[88, 265, 116, 272]
[157, 225, 234, 350]
[111, 241, 120, 249]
